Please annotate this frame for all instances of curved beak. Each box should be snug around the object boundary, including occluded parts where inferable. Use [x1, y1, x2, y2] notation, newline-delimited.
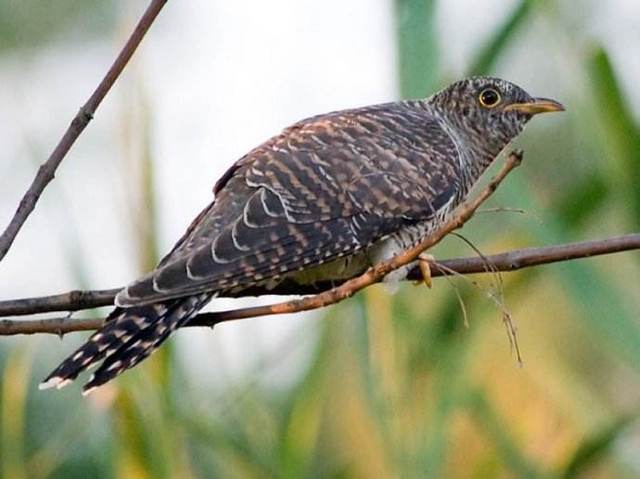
[504, 97, 565, 115]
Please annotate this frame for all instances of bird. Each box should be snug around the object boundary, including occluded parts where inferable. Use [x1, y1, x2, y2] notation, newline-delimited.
[40, 76, 563, 394]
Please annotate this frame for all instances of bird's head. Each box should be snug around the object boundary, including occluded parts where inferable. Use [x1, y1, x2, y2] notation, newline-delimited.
[428, 76, 564, 161]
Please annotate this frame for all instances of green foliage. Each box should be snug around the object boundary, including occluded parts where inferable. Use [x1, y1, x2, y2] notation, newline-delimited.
[468, 0, 533, 76]
[0, 0, 116, 53]
[560, 414, 638, 479]
[1, 1, 639, 477]
[394, 0, 439, 97]
[588, 48, 640, 229]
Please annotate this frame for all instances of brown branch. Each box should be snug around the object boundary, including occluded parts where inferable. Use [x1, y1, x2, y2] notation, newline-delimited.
[3, 231, 638, 336]
[418, 233, 640, 278]
[2, 151, 522, 334]
[3, 233, 639, 320]
[0, 0, 168, 263]
[2, 152, 638, 337]
[0, 289, 120, 317]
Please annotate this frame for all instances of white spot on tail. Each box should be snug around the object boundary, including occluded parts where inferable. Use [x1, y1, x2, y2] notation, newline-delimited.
[39, 376, 64, 390]
[82, 385, 98, 397]
[107, 360, 122, 372]
[38, 376, 73, 391]
[56, 378, 73, 390]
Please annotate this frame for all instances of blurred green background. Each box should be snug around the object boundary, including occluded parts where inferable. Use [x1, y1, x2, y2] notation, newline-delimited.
[1, 0, 640, 477]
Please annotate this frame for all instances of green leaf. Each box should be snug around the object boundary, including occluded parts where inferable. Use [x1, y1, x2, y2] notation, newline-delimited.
[588, 47, 640, 228]
[394, 0, 439, 98]
[0, 0, 116, 53]
[1, 345, 33, 479]
[560, 414, 637, 478]
[468, 0, 532, 76]
[417, 294, 478, 477]
[553, 172, 609, 230]
[277, 321, 332, 478]
[468, 390, 541, 479]
[499, 173, 640, 369]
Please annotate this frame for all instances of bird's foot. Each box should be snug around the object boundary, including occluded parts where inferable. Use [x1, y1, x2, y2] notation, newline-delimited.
[416, 253, 435, 289]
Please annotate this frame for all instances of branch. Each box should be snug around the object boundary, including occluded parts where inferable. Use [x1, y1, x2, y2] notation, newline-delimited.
[0, 0, 168, 263]
[2, 232, 638, 336]
[3, 233, 639, 320]
[2, 152, 638, 337]
[2, 151, 522, 334]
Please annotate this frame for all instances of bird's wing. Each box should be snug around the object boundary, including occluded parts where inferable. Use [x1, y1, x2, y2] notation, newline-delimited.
[116, 104, 462, 306]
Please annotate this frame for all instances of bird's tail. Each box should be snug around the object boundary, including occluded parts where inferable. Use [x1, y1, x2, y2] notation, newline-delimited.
[40, 293, 212, 395]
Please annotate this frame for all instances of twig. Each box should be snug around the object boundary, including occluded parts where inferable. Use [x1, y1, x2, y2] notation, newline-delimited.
[5, 151, 523, 334]
[0, 0, 168, 263]
[421, 232, 640, 278]
[2, 233, 638, 321]
[0, 289, 119, 317]
[477, 207, 527, 215]
[2, 229, 639, 335]
[2, 155, 640, 337]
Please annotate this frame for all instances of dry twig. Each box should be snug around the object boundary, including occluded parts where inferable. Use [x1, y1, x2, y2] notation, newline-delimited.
[2, 232, 638, 321]
[0, 0, 168, 262]
[0, 235, 638, 335]
[6, 151, 522, 335]
[2, 154, 640, 337]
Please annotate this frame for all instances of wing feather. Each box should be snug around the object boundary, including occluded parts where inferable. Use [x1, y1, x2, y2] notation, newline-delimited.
[116, 102, 463, 306]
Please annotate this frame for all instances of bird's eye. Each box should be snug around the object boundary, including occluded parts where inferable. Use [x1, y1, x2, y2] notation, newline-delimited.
[478, 88, 501, 108]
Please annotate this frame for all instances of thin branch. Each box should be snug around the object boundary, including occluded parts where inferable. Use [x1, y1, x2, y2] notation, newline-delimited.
[0, 0, 168, 263]
[5, 151, 523, 334]
[2, 232, 638, 320]
[3, 227, 638, 336]
[477, 207, 527, 215]
[2, 232, 638, 334]
[0, 289, 119, 317]
[420, 232, 640, 278]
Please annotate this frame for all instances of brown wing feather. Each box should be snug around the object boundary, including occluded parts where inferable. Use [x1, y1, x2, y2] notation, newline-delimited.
[116, 102, 462, 307]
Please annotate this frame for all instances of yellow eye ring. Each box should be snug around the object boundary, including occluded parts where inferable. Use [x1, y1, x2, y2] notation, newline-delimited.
[478, 88, 501, 108]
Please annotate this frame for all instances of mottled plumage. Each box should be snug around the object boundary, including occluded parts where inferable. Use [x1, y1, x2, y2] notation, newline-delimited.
[41, 77, 563, 394]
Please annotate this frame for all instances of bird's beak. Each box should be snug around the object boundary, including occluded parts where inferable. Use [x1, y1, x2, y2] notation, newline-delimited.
[504, 97, 565, 115]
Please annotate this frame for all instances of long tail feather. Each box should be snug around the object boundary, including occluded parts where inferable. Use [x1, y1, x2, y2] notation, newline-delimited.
[82, 294, 208, 394]
[40, 293, 211, 392]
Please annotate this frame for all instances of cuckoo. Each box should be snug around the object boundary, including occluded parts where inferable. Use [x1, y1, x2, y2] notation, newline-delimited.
[41, 76, 563, 394]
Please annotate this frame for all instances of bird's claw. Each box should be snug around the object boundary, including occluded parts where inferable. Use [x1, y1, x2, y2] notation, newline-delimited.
[417, 253, 435, 289]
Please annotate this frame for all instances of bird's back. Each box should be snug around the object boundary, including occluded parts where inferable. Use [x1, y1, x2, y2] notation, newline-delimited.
[118, 100, 466, 304]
